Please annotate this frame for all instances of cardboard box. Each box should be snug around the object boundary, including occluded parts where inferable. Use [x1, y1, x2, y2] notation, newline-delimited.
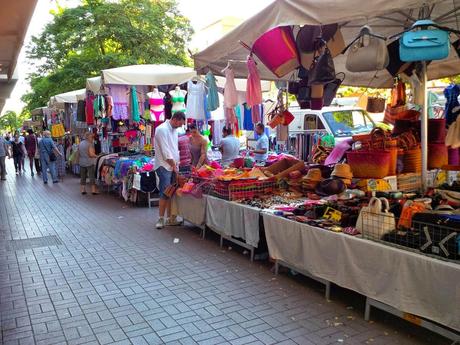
[263, 158, 305, 180]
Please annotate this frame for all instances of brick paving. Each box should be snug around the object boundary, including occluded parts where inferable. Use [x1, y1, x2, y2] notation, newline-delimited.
[0, 161, 450, 345]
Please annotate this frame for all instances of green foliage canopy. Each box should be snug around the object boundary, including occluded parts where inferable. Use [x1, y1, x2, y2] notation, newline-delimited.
[22, 0, 193, 111]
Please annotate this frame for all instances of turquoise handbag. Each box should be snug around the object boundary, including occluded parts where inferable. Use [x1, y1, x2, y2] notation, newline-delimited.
[399, 20, 450, 62]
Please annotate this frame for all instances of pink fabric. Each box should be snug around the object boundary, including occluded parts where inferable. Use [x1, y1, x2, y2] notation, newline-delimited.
[109, 85, 129, 120]
[246, 56, 262, 107]
[224, 107, 237, 125]
[149, 98, 164, 106]
[251, 105, 261, 124]
[224, 68, 238, 108]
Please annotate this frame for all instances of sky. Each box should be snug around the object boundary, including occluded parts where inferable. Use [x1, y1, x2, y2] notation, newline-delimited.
[2, 0, 272, 115]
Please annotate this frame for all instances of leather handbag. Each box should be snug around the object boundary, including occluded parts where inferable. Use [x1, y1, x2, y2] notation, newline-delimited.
[399, 20, 450, 62]
[323, 72, 345, 106]
[164, 173, 179, 198]
[356, 197, 396, 239]
[308, 44, 336, 85]
[346, 26, 389, 72]
[296, 78, 311, 109]
[366, 96, 386, 113]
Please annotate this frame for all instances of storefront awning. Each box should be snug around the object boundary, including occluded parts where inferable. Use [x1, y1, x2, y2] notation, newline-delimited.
[193, 0, 460, 88]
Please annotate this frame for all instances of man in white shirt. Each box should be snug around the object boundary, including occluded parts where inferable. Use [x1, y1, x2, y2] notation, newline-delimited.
[154, 111, 186, 229]
[219, 126, 240, 166]
[251, 123, 269, 164]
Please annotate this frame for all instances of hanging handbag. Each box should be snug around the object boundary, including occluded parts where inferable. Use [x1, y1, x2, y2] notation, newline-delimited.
[308, 43, 336, 85]
[296, 78, 311, 109]
[356, 197, 395, 239]
[252, 26, 300, 78]
[323, 73, 345, 106]
[399, 20, 450, 62]
[366, 94, 386, 113]
[345, 26, 389, 72]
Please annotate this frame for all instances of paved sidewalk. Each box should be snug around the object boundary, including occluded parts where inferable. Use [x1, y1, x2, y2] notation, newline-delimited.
[0, 161, 449, 345]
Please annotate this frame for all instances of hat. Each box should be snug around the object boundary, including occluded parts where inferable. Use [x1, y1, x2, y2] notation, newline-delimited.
[296, 24, 344, 68]
[331, 163, 353, 180]
[302, 168, 323, 182]
[315, 178, 346, 196]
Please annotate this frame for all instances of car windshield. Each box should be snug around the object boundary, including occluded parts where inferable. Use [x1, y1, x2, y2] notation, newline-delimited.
[322, 110, 374, 137]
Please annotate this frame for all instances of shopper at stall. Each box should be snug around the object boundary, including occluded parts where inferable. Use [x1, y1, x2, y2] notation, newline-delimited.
[0, 135, 10, 181]
[154, 111, 186, 229]
[189, 123, 207, 168]
[11, 134, 26, 175]
[24, 129, 40, 176]
[38, 130, 61, 184]
[220, 126, 240, 165]
[78, 132, 99, 195]
[251, 122, 269, 164]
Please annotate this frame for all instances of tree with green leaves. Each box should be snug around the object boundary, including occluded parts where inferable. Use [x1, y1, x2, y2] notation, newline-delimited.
[0, 110, 28, 134]
[22, 0, 193, 111]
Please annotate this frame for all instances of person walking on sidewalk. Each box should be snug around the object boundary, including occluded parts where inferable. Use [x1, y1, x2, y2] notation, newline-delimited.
[0, 135, 10, 180]
[154, 111, 186, 229]
[11, 134, 26, 175]
[78, 132, 99, 195]
[24, 129, 41, 176]
[38, 130, 62, 184]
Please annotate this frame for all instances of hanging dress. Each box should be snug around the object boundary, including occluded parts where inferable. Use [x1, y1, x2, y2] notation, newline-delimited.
[206, 71, 219, 111]
[224, 68, 238, 108]
[186, 80, 206, 120]
[246, 56, 262, 107]
[130, 86, 140, 123]
[110, 85, 129, 120]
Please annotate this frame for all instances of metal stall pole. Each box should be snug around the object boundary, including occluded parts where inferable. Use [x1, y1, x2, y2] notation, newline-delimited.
[420, 61, 428, 191]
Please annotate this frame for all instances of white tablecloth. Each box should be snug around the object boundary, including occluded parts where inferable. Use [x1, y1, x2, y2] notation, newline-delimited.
[176, 194, 207, 226]
[206, 196, 261, 247]
[262, 212, 460, 332]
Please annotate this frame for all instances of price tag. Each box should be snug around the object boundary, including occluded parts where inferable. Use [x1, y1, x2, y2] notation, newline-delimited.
[322, 207, 342, 223]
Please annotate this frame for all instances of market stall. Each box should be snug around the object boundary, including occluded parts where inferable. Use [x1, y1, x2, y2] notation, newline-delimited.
[193, 0, 460, 189]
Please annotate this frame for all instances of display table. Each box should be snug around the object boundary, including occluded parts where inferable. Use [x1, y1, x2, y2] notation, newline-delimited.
[205, 196, 261, 260]
[262, 212, 460, 336]
[175, 194, 207, 238]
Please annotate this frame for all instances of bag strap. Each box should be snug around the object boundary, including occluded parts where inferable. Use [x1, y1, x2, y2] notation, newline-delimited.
[379, 197, 390, 212]
[368, 197, 382, 213]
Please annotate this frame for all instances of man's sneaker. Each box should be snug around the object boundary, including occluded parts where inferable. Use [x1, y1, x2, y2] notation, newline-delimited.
[166, 216, 183, 226]
[155, 218, 165, 230]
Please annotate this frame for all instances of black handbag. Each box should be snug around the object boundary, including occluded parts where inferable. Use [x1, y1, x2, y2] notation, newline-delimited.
[323, 72, 345, 106]
[308, 45, 336, 85]
[296, 78, 311, 109]
[288, 81, 299, 95]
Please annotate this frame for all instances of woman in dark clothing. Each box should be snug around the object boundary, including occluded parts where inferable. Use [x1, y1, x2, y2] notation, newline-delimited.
[11, 134, 25, 174]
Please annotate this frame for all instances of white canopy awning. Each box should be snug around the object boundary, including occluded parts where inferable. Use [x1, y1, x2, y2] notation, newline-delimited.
[101, 64, 197, 86]
[49, 88, 86, 105]
[86, 76, 102, 93]
[194, 0, 460, 88]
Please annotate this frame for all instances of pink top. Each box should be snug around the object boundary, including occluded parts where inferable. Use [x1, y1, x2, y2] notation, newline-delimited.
[149, 98, 164, 106]
[224, 68, 238, 108]
[246, 56, 262, 107]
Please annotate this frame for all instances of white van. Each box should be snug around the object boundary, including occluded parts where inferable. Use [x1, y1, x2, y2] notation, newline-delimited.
[288, 106, 375, 143]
